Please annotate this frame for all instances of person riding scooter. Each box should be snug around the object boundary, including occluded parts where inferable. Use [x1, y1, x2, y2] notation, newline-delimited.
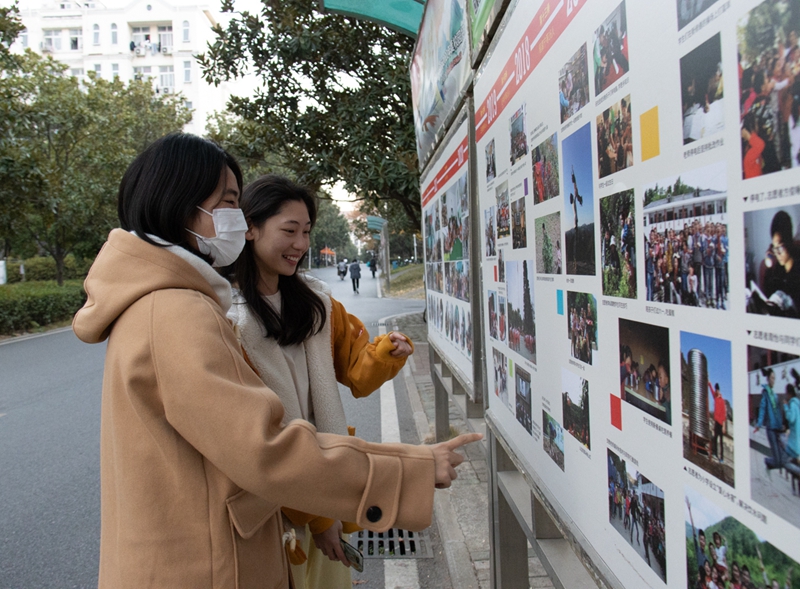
[337, 259, 347, 280]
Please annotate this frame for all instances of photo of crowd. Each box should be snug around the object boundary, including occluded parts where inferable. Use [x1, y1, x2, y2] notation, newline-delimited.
[619, 319, 672, 425]
[593, 1, 630, 96]
[424, 201, 442, 264]
[562, 368, 590, 449]
[488, 290, 499, 339]
[498, 295, 507, 342]
[596, 95, 633, 178]
[685, 485, 798, 589]
[543, 410, 565, 471]
[515, 366, 532, 434]
[642, 162, 729, 310]
[677, 0, 720, 31]
[444, 261, 470, 302]
[509, 104, 529, 166]
[442, 174, 468, 261]
[532, 132, 560, 204]
[680, 332, 735, 488]
[427, 294, 442, 331]
[498, 247, 506, 282]
[681, 33, 724, 145]
[485, 206, 496, 257]
[497, 181, 511, 238]
[535, 211, 562, 275]
[506, 260, 536, 364]
[747, 345, 800, 529]
[608, 449, 667, 582]
[600, 189, 636, 299]
[745, 204, 800, 319]
[493, 347, 511, 410]
[511, 197, 527, 249]
[485, 138, 497, 183]
[567, 291, 597, 366]
[737, 0, 800, 179]
[562, 123, 596, 275]
[559, 43, 590, 123]
[426, 262, 443, 293]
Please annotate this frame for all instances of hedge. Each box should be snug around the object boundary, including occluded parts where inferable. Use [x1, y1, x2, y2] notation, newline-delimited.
[0, 280, 87, 334]
[5, 255, 92, 284]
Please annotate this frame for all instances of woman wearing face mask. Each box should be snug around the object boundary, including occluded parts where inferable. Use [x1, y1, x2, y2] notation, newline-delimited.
[72, 134, 481, 589]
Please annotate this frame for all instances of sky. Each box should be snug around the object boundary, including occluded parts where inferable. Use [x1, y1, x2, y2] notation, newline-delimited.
[684, 485, 731, 533]
[505, 260, 533, 312]
[643, 160, 727, 194]
[562, 367, 584, 404]
[680, 331, 733, 404]
[561, 122, 595, 229]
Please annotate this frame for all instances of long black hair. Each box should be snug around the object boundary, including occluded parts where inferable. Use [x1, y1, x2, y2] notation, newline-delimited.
[232, 175, 326, 346]
[118, 133, 243, 262]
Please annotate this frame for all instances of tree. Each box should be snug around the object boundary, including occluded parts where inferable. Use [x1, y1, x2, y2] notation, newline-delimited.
[309, 198, 355, 262]
[523, 260, 534, 337]
[198, 0, 423, 231]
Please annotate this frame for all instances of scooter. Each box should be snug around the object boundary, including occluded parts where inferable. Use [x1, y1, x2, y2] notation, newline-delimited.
[338, 266, 347, 280]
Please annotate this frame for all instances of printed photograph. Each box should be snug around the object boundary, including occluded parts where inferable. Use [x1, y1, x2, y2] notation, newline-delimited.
[444, 301, 466, 351]
[498, 294, 507, 343]
[643, 161, 728, 310]
[493, 347, 511, 410]
[567, 291, 597, 366]
[597, 95, 633, 178]
[426, 262, 443, 293]
[516, 365, 532, 434]
[681, 33, 724, 145]
[535, 211, 562, 275]
[498, 248, 506, 282]
[559, 43, 590, 124]
[608, 449, 667, 582]
[485, 138, 497, 183]
[509, 104, 529, 166]
[677, 0, 720, 31]
[738, 0, 800, 178]
[511, 197, 527, 249]
[532, 132, 560, 204]
[496, 180, 511, 238]
[745, 204, 800, 319]
[488, 290, 498, 339]
[445, 261, 470, 302]
[685, 485, 799, 589]
[747, 345, 800, 528]
[680, 332, 734, 488]
[484, 206, 497, 258]
[424, 200, 442, 264]
[562, 368, 590, 449]
[593, 1, 630, 96]
[562, 123, 596, 275]
[543, 410, 565, 471]
[600, 189, 636, 298]
[443, 174, 468, 261]
[505, 260, 536, 364]
[619, 319, 672, 425]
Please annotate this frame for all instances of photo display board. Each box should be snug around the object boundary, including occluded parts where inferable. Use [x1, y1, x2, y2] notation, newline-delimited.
[422, 114, 474, 379]
[469, 0, 504, 63]
[473, 0, 800, 587]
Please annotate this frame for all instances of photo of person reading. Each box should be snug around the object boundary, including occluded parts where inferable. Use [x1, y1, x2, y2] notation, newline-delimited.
[681, 33, 725, 145]
[593, 1, 629, 96]
[619, 319, 672, 425]
[745, 205, 800, 318]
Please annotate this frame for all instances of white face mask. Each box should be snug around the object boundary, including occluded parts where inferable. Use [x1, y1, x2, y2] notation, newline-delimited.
[187, 206, 247, 267]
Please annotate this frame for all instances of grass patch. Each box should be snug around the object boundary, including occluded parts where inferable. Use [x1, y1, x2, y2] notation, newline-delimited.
[385, 264, 424, 298]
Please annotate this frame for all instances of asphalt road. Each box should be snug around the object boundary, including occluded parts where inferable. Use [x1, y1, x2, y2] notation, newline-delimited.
[0, 265, 423, 589]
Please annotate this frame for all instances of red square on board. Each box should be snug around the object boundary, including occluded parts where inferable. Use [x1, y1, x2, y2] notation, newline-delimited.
[610, 395, 622, 430]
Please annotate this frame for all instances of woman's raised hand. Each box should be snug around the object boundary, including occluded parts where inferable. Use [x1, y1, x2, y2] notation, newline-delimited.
[430, 433, 484, 488]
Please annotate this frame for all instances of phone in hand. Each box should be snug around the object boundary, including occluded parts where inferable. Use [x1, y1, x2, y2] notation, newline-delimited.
[339, 538, 364, 572]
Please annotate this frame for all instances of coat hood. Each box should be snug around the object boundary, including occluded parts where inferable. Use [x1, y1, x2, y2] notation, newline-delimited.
[73, 229, 222, 344]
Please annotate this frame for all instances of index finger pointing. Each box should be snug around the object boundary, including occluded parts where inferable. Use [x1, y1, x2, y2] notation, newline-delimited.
[444, 432, 484, 450]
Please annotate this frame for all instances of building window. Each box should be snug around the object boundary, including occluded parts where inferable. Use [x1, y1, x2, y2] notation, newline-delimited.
[112, 63, 119, 78]
[70, 67, 84, 77]
[111, 23, 118, 45]
[184, 101, 192, 110]
[44, 29, 63, 51]
[159, 65, 174, 93]
[69, 28, 82, 50]
[20, 29, 28, 48]
[92, 24, 100, 45]
[157, 25, 172, 50]
[133, 65, 152, 80]
[183, 60, 191, 83]
[132, 26, 151, 47]
[182, 20, 189, 42]
[94, 63, 101, 76]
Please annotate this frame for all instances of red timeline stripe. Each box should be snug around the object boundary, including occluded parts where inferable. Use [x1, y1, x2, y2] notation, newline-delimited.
[421, 136, 469, 207]
[475, 0, 587, 142]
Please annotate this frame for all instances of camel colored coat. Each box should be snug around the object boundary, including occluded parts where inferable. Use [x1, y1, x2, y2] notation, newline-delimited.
[72, 230, 435, 589]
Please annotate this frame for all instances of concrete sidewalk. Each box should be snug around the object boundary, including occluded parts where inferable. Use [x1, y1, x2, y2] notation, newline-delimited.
[392, 312, 555, 589]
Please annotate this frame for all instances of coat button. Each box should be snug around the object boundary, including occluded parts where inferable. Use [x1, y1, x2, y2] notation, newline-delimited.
[366, 506, 382, 523]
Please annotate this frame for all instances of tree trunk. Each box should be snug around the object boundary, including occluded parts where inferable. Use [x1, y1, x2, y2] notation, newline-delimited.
[55, 249, 65, 286]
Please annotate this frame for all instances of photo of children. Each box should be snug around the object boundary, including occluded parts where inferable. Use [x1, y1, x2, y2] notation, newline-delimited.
[567, 291, 597, 366]
[619, 319, 672, 425]
[485, 138, 497, 183]
[680, 332, 734, 488]
[593, 1, 630, 96]
[488, 290, 498, 339]
[511, 197, 527, 249]
[506, 260, 536, 364]
[600, 189, 636, 299]
[498, 294, 507, 342]
[424, 201, 442, 264]
[597, 96, 633, 178]
[607, 449, 667, 582]
[485, 206, 496, 257]
[643, 162, 728, 309]
[559, 43, 590, 124]
[535, 212, 562, 275]
[509, 104, 528, 166]
[685, 485, 799, 589]
[677, 0, 720, 31]
[426, 262, 443, 293]
[562, 368, 590, 449]
[562, 124, 596, 275]
[681, 33, 724, 145]
[443, 174, 468, 261]
[532, 133, 560, 204]
[516, 365, 532, 434]
[737, 0, 800, 178]
[445, 261, 470, 302]
[745, 204, 800, 319]
[493, 347, 511, 410]
[747, 345, 800, 529]
[543, 410, 565, 470]
[497, 181, 511, 238]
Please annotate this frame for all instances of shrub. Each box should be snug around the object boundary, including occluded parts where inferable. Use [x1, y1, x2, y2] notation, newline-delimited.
[0, 280, 86, 334]
[4, 255, 92, 284]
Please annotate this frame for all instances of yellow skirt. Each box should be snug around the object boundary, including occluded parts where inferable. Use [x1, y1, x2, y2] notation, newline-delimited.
[290, 527, 353, 589]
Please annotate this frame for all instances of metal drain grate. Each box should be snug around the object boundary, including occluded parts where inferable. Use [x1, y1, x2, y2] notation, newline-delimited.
[354, 528, 434, 559]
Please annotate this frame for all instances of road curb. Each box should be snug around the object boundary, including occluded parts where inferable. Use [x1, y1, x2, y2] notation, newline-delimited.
[0, 326, 74, 347]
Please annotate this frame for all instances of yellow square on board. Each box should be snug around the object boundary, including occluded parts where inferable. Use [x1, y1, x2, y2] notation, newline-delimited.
[640, 106, 660, 162]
